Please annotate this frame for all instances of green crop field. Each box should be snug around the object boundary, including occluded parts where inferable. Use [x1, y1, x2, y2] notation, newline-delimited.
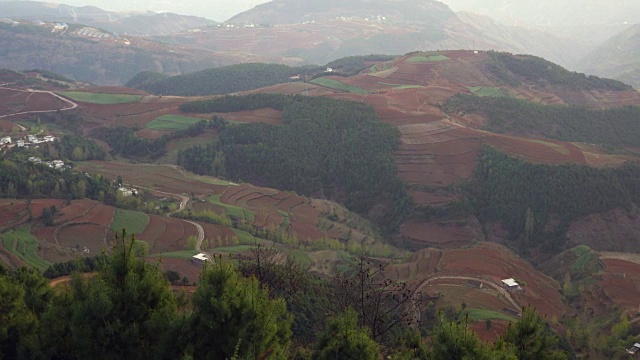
[462, 308, 517, 322]
[207, 195, 255, 222]
[1, 225, 50, 270]
[149, 250, 199, 259]
[146, 115, 204, 131]
[214, 245, 253, 253]
[468, 86, 506, 97]
[406, 55, 450, 63]
[310, 77, 368, 94]
[58, 91, 142, 104]
[378, 82, 424, 89]
[111, 209, 150, 235]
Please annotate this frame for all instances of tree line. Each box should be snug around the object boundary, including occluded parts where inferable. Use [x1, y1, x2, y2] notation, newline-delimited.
[90, 117, 223, 159]
[486, 51, 631, 90]
[445, 94, 640, 147]
[126, 63, 318, 96]
[0, 157, 117, 203]
[178, 94, 411, 232]
[0, 234, 569, 359]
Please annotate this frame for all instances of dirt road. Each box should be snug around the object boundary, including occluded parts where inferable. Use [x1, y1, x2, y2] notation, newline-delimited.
[0, 86, 78, 119]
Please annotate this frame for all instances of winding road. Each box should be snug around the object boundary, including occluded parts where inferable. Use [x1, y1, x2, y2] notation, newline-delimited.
[125, 183, 209, 259]
[0, 86, 78, 119]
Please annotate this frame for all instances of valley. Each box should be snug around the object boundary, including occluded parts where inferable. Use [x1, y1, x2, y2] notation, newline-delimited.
[0, 47, 639, 358]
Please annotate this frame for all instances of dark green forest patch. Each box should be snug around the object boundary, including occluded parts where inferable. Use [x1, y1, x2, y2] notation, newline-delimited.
[467, 146, 639, 252]
[178, 94, 410, 231]
[445, 94, 640, 147]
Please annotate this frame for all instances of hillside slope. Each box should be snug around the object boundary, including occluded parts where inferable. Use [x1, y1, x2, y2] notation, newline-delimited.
[577, 24, 640, 89]
[0, 1, 217, 35]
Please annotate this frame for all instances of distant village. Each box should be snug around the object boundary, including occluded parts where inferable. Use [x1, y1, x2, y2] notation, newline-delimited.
[1, 133, 58, 149]
[0, 133, 71, 171]
[0, 18, 131, 45]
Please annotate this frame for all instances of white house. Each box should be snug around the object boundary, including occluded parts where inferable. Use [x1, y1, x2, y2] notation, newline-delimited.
[16, 140, 24, 147]
[0, 136, 11, 145]
[627, 343, 640, 356]
[118, 187, 138, 197]
[501, 278, 521, 291]
[191, 253, 209, 265]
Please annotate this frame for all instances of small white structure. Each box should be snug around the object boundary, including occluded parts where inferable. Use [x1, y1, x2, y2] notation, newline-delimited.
[0, 136, 11, 145]
[16, 140, 24, 147]
[191, 253, 209, 265]
[118, 187, 138, 197]
[501, 278, 521, 291]
[627, 343, 640, 355]
[28, 156, 42, 163]
[326, 67, 334, 73]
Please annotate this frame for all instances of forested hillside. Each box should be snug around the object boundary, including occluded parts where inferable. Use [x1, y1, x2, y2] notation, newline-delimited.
[0, 235, 568, 359]
[178, 94, 410, 231]
[468, 146, 640, 252]
[127, 63, 314, 96]
[445, 94, 640, 147]
[487, 52, 632, 90]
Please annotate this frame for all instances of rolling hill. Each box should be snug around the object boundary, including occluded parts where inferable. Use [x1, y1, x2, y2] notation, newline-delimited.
[2, 49, 640, 356]
[0, 1, 217, 35]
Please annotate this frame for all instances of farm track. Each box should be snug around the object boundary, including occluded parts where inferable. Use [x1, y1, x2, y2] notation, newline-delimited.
[124, 182, 208, 259]
[0, 86, 78, 118]
[415, 276, 520, 313]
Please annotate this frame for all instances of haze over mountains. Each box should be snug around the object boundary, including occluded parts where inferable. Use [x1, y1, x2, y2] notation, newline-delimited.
[2, 1, 640, 358]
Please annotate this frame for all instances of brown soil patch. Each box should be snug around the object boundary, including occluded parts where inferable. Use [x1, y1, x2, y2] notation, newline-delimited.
[55, 199, 98, 223]
[57, 223, 106, 254]
[599, 258, 640, 314]
[400, 219, 481, 248]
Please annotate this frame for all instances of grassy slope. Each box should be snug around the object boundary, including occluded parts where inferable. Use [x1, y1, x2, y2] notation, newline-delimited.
[1, 225, 50, 270]
[111, 209, 150, 235]
[146, 114, 204, 131]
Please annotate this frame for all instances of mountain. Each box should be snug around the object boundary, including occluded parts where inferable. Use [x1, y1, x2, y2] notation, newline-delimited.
[439, 0, 638, 48]
[226, 0, 455, 26]
[0, 21, 295, 85]
[577, 24, 640, 89]
[157, 0, 587, 67]
[0, 1, 217, 35]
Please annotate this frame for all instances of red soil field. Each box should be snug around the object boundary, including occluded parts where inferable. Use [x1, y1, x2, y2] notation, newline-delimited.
[70, 203, 115, 227]
[147, 257, 202, 285]
[200, 223, 235, 247]
[471, 320, 510, 343]
[55, 199, 98, 224]
[29, 199, 65, 219]
[598, 258, 640, 313]
[151, 218, 198, 254]
[400, 219, 481, 248]
[56, 223, 106, 254]
[437, 243, 568, 319]
[139, 215, 166, 252]
[252, 210, 285, 229]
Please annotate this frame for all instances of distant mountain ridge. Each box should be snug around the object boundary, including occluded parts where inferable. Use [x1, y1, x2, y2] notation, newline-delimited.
[0, 1, 217, 35]
[577, 24, 640, 89]
[227, 0, 455, 26]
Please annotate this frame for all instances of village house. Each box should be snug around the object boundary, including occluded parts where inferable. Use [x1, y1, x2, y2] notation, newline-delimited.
[191, 253, 209, 266]
[118, 187, 138, 197]
[0, 136, 11, 145]
[501, 278, 522, 292]
[627, 343, 640, 356]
